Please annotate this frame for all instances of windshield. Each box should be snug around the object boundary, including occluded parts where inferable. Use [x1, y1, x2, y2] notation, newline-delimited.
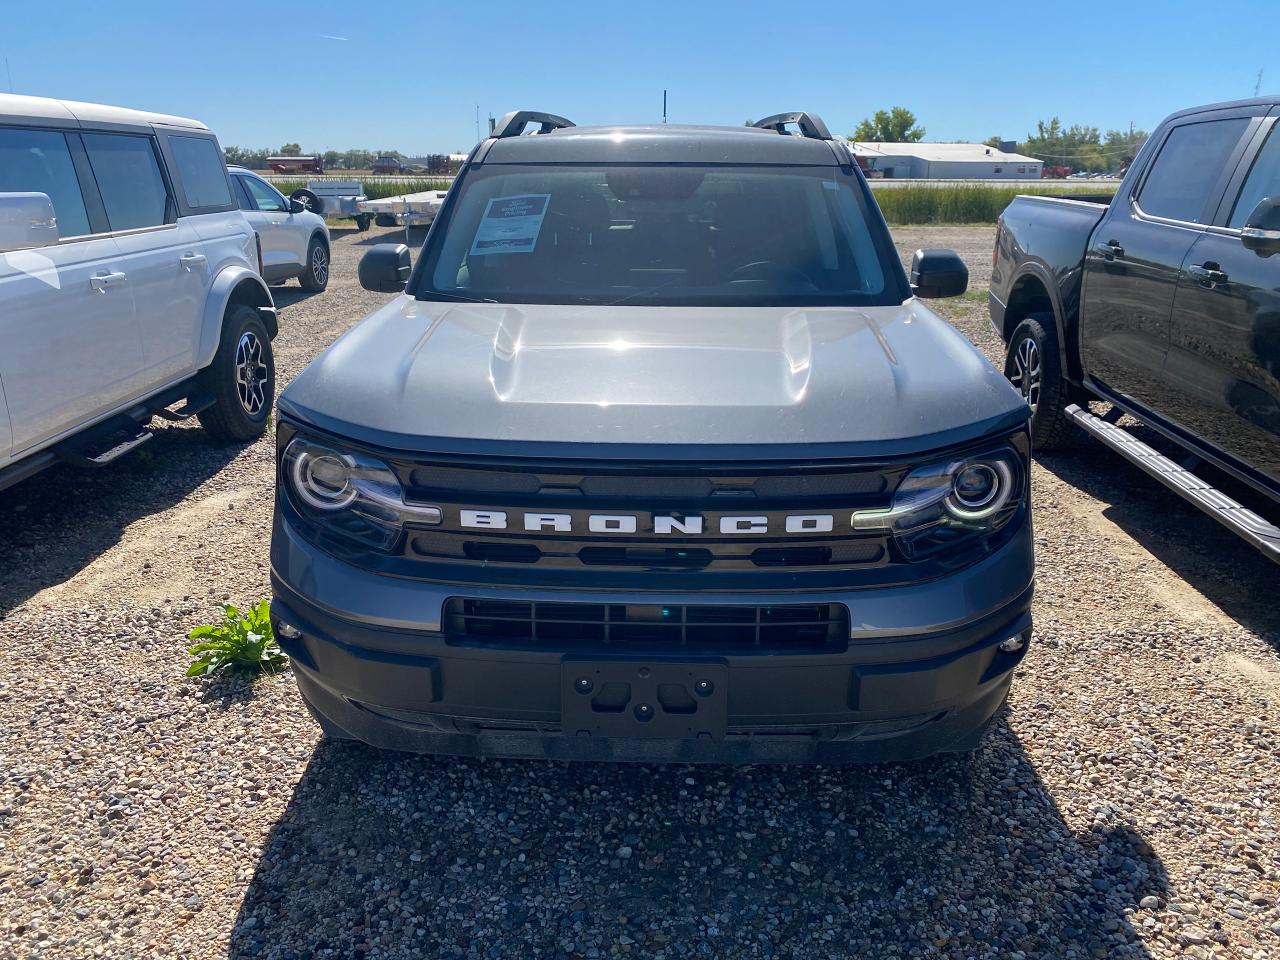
[416, 164, 907, 307]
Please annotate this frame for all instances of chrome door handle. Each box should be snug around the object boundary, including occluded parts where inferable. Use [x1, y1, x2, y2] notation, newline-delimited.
[1094, 240, 1125, 260]
[90, 271, 127, 291]
[180, 253, 208, 270]
[1187, 263, 1228, 287]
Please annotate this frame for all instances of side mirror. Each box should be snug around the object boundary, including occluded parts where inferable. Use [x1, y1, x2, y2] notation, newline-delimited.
[910, 248, 968, 298]
[289, 198, 307, 214]
[359, 243, 412, 293]
[0, 192, 58, 251]
[1242, 197, 1280, 256]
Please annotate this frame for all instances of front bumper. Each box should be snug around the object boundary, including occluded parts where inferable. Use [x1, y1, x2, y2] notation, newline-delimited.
[271, 515, 1034, 763]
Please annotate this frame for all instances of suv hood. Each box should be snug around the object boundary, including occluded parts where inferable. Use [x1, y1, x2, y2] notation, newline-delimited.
[279, 297, 1028, 460]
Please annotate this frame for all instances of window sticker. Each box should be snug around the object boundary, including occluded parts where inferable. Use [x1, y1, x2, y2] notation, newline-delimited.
[469, 193, 551, 256]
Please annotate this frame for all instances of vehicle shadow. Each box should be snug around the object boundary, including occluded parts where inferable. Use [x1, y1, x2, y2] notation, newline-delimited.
[1036, 445, 1280, 647]
[269, 286, 326, 310]
[228, 719, 1168, 959]
[0, 422, 246, 616]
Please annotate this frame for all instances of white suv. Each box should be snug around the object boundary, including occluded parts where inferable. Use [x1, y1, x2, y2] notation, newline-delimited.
[228, 166, 330, 291]
[0, 94, 277, 492]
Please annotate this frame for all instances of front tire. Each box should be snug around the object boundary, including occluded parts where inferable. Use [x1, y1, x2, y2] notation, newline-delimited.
[197, 304, 275, 442]
[1004, 314, 1074, 451]
[354, 214, 371, 232]
[298, 238, 329, 292]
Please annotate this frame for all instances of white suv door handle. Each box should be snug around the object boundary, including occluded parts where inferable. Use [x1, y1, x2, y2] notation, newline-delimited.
[180, 253, 208, 270]
[90, 271, 128, 291]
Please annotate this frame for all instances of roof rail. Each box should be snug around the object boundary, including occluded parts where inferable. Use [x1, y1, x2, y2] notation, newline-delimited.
[491, 111, 575, 139]
[751, 112, 833, 141]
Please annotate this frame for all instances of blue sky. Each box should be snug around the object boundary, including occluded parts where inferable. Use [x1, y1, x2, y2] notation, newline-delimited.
[2, 0, 1275, 154]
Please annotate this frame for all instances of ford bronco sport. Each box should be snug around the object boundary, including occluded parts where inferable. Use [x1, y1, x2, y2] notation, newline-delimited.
[270, 111, 1034, 763]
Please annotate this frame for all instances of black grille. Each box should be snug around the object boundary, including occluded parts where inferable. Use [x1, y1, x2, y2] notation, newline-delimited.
[405, 464, 890, 500]
[384, 453, 912, 583]
[410, 532, 886, 570]
[443, 599, 849, 654]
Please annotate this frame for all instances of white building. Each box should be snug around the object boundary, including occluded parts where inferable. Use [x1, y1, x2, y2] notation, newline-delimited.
[849, 142, 1043, 180]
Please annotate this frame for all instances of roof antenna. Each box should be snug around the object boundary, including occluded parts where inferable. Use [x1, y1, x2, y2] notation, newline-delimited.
[663, 89, 667, 124]
[1256, 68, 1265, 97]
[4, 58, 12, 94]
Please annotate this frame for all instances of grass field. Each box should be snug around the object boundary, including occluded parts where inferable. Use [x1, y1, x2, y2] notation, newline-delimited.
[870, 183, 1115, 224]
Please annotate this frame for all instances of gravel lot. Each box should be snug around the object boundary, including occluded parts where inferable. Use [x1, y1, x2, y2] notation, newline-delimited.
[1, 224, 1278, 960]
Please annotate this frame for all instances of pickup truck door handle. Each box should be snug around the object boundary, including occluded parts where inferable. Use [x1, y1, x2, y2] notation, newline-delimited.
[1094, 240, 1125, 259]
[90, 271, 128, 291]
[179, 253, 208, 270]
[1187, 263, 1228, 286]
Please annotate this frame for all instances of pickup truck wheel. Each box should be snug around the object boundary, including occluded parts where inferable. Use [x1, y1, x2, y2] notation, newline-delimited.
[197, 305, 275, 442]
[1005, 314, 1074, 451]
[354, 214, 371, 232]
[298, 238, 329, 292]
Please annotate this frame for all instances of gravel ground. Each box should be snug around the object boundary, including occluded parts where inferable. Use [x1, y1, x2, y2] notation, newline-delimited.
[1, 224, 1278, 960]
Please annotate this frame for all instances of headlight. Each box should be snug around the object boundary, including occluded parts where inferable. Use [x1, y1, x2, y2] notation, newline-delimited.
[852, 447, 1024, 560]
[282, 437, 440, 550]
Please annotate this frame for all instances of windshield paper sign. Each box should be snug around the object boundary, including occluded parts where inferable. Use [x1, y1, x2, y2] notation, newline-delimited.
[469, 194, 551, 256]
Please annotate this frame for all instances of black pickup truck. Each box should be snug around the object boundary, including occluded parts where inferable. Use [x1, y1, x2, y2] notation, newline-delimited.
[990, 96, 1280, 561]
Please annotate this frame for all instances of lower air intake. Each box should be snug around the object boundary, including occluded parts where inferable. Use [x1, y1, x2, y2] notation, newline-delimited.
[442, 599, 849, 654]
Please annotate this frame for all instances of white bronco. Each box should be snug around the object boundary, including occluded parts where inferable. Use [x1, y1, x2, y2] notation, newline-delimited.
[0, 94, 278, 491]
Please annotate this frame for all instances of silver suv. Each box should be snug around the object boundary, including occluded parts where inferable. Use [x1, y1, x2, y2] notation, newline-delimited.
[0, 94, 278, 491]
[228, 166, 330, 292]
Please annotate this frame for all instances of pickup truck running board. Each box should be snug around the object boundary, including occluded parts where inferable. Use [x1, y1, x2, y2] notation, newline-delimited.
[1066, 404, 1280, 562]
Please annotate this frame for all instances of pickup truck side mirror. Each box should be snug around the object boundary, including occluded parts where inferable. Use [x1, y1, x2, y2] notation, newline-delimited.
[1241, 197, 1280, 256]
[910, 248, 969, 298]
[359, 243, 412, 293]
[0, 192, 59, 251]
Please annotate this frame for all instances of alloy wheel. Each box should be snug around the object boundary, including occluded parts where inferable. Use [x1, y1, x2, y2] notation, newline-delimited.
[1010, 336, 1041, 413]
[235, 332, 269, 415]
[311, 245, 329, 286]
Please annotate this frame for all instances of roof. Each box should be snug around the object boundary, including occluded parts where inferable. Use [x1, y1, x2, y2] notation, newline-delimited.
[480, 123, 846, 166]
[1164, 94, 1278, 123]
[0, 93, 207, 131]
[850, 141, 1041, 165]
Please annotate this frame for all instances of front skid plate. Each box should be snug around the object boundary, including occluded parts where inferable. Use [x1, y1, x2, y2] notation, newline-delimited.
[561, 659, 728, 740]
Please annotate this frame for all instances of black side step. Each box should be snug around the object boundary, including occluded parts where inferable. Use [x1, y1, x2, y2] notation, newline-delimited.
[54, 415, 154, 469]
[1067, 404, 1280, 563]
[155, 392, 215, 422]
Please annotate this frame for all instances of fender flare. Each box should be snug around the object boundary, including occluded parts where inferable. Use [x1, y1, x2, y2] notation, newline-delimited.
[1007, 260, 1080, 381]
[196, 266, 277, 371]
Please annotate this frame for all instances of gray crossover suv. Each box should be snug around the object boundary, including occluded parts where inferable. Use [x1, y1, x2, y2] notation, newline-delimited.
[270, 110, 1034, 763]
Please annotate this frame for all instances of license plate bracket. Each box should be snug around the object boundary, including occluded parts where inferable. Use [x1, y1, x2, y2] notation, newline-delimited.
[561, 659, 728, 740]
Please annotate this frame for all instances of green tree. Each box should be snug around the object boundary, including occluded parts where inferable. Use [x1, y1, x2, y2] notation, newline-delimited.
[279, 142, 303, 156]
[1019, 118, 1125, 172]
[852, 107, 924, 143]
[343, 149, 374, 170]
[322, 150, 343, 169]
[982, 136, 1003, 149]
[1103, 127, 1149, 172]
[222, 146, 271, 169]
